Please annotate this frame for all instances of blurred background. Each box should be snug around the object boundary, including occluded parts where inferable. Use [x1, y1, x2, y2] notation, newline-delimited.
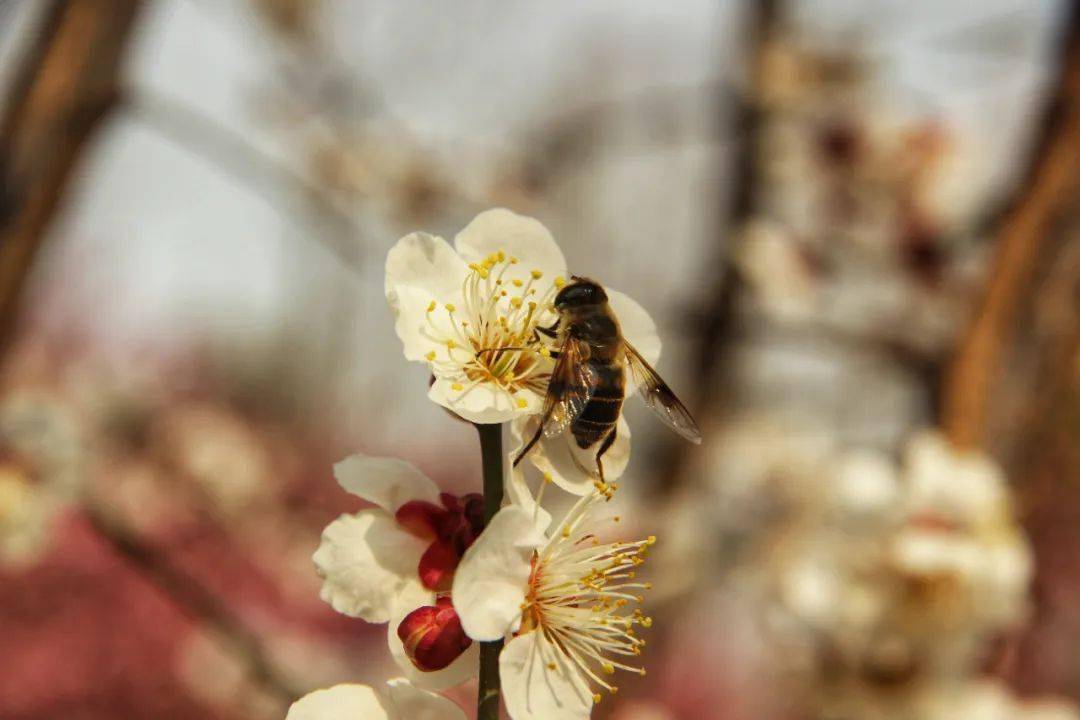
[0, 0, 1078, 718]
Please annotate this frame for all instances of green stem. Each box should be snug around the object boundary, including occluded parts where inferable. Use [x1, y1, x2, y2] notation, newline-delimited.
[475, 422, 504, 720]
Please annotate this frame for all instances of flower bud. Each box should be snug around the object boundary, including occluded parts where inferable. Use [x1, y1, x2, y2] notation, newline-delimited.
[397, 598, 472, 672]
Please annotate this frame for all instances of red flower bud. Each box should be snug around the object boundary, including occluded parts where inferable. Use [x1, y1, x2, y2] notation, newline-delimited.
[397, 597, 472, 672]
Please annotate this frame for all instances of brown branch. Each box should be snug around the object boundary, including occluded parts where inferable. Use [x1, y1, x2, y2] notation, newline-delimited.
[0, 0, 144, 358]
[83, 500, 302, 706]
[942, 6, 1080, 449]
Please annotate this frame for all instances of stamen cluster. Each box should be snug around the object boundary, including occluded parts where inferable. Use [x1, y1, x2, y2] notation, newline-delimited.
[422, 250, 565, 409]
[520, 494, 655, 705]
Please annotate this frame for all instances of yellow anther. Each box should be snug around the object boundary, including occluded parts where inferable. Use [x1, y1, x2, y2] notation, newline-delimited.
[539, 346, 551, 358]
[531, 269, 543, 279]
[516, 398, 528, 409]
[445, 303, 456, 313]
[425, 351, 436, 361]
[468, 262, 480, 272]
[562, 526, 571, 538]
[542, 473, 553, 484]
[510, 297, 523, 309]
[512, 279, 523, 287]
[446, 340, 457, 350]
[451, 383, 464, 391]
[426, 300, 436, 312]
[555, 276, 566, 287]
[641, 617, 653, 628]
[646, 535, 657, 546]
[613, 516, 621, 522]
[478, 268, 489, 279]
[547, 662, 557, 671]
[510, 257, 519, 264]
[593, 694, 602, 705]
[611, 686, 619, 694]
[497, 250, 506, 262]
[602, 662, 615, 675]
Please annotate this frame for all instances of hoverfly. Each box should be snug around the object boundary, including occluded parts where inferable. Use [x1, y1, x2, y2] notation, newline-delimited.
[512, 276, 702, 483]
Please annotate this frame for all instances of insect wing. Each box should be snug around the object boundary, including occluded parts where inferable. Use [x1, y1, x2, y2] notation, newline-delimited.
[624, 343, 702, 443]
[541, 337, 595, 438]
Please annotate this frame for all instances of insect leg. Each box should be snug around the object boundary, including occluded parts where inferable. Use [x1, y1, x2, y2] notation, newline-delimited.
[536, 325, 558, 339]
[513, 423, 544, 467]
[594, 425, 617, 484]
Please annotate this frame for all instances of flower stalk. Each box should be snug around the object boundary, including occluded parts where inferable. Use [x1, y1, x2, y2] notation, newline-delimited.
[475, 421, 504, 720]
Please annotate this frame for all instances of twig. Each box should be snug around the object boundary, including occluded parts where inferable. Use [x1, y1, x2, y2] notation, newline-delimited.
[83, 499, 303, 705]
[123, 89, 366, 272]
[942, 5, 1080, 449]
[474, 422, 504, 720]
[0, 0, 144, 358]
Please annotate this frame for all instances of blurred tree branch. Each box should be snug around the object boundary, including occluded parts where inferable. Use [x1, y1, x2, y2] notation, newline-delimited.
[124, 89, 367, 271]
[942, 4, 1080, 450]
[0, 0, 144, 357]
[647, 0, 779, 497]
[83, 500, 302, 707]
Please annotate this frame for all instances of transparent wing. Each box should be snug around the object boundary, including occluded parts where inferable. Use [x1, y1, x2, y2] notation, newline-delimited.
[624, 342, 702, 444]
[540, 336, 596, 438]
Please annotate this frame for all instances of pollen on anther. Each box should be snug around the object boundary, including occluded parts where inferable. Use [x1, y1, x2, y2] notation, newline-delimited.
[547, 662, 557, 671]
[531, 269, 543, 279]
[425, 351, 436, 361]
[592, 694, 602, 705]
[426, 300, 436, 313]
[445, 303, 456, 313]
[555, 276, 567, 288]
[451, 383, 464, 391]
[511, 297, 523, 309]
[512, 279, 523, 288]
[516, 398, 528, 409]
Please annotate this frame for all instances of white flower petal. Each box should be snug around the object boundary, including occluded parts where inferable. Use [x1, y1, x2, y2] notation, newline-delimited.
[386, 232, 469, 303]
[454, 208, 567, 283]
[334, 455, 440, 514]
[453, 505, 547, 641]
[428, 376, 530, 425]
[286, 684, 389, 720]
[382, 679, 467, 720]
[387, 285, 446, 363]
[386, 233, 471, 362]
[511, 414, 631, 495]
[504, 463, 553, 533]
[500, 633, 593, 720]
[387, 590, 479, 691]
[608, 288, 661, 368]
[313, 510, 428, 623]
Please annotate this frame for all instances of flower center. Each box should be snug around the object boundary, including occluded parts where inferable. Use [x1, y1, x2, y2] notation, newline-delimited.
[423, 251, 565, 407]
[396, 492, 485, 591]
[520, 494, 655, 704]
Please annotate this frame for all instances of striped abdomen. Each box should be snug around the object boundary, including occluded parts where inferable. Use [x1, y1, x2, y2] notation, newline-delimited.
[572, 362, 624, 449]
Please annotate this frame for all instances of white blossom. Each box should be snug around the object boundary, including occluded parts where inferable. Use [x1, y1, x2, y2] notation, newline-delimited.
[286, 679, 465, 720]
[313, 454, 477, 689]
[453, 488, 654, 719]
[385, 208, 567, 423]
